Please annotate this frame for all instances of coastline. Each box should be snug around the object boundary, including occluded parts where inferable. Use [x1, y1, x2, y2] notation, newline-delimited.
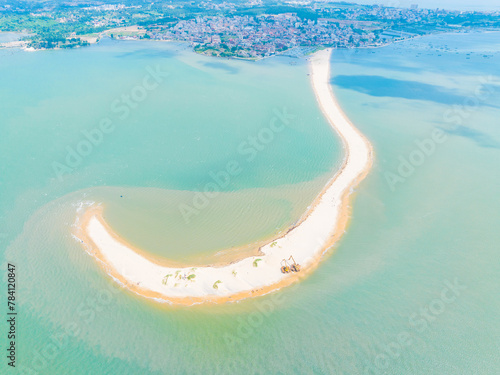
[75, 48, 374, 306]
[2, 27, 483, 55]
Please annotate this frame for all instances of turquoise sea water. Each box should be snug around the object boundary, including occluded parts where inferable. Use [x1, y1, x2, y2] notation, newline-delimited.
[1, 32, 499, 374]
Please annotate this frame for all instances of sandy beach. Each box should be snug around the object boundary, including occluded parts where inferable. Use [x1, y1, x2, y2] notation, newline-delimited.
[75, 48, 374, 305]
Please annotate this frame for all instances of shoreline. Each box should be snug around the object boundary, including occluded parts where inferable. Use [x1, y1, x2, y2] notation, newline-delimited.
[75, 48, 374, 306]
[2, 28, 490, 55]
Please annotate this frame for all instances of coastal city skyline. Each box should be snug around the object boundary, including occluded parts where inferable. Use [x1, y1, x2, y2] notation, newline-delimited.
[1, 1, 499, 57]
[353, 0, 500, 11]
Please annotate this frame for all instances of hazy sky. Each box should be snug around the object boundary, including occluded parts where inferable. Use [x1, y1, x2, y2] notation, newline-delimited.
[350, 0, 500, 11]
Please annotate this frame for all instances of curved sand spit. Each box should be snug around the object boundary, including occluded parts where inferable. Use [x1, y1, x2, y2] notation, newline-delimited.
[76, 48, 374, 305]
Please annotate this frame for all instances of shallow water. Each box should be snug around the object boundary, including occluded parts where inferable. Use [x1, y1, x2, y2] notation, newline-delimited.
[1, 32, 499, 374]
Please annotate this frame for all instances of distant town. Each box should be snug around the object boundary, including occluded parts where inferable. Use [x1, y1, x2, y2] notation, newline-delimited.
[1, 0, 499, 58]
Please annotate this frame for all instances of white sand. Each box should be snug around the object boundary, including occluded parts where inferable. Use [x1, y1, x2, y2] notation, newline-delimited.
[79, 48, 373, 303]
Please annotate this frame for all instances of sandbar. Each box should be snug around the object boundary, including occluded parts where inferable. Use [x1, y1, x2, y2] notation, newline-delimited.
[75, 48, 374, 305]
